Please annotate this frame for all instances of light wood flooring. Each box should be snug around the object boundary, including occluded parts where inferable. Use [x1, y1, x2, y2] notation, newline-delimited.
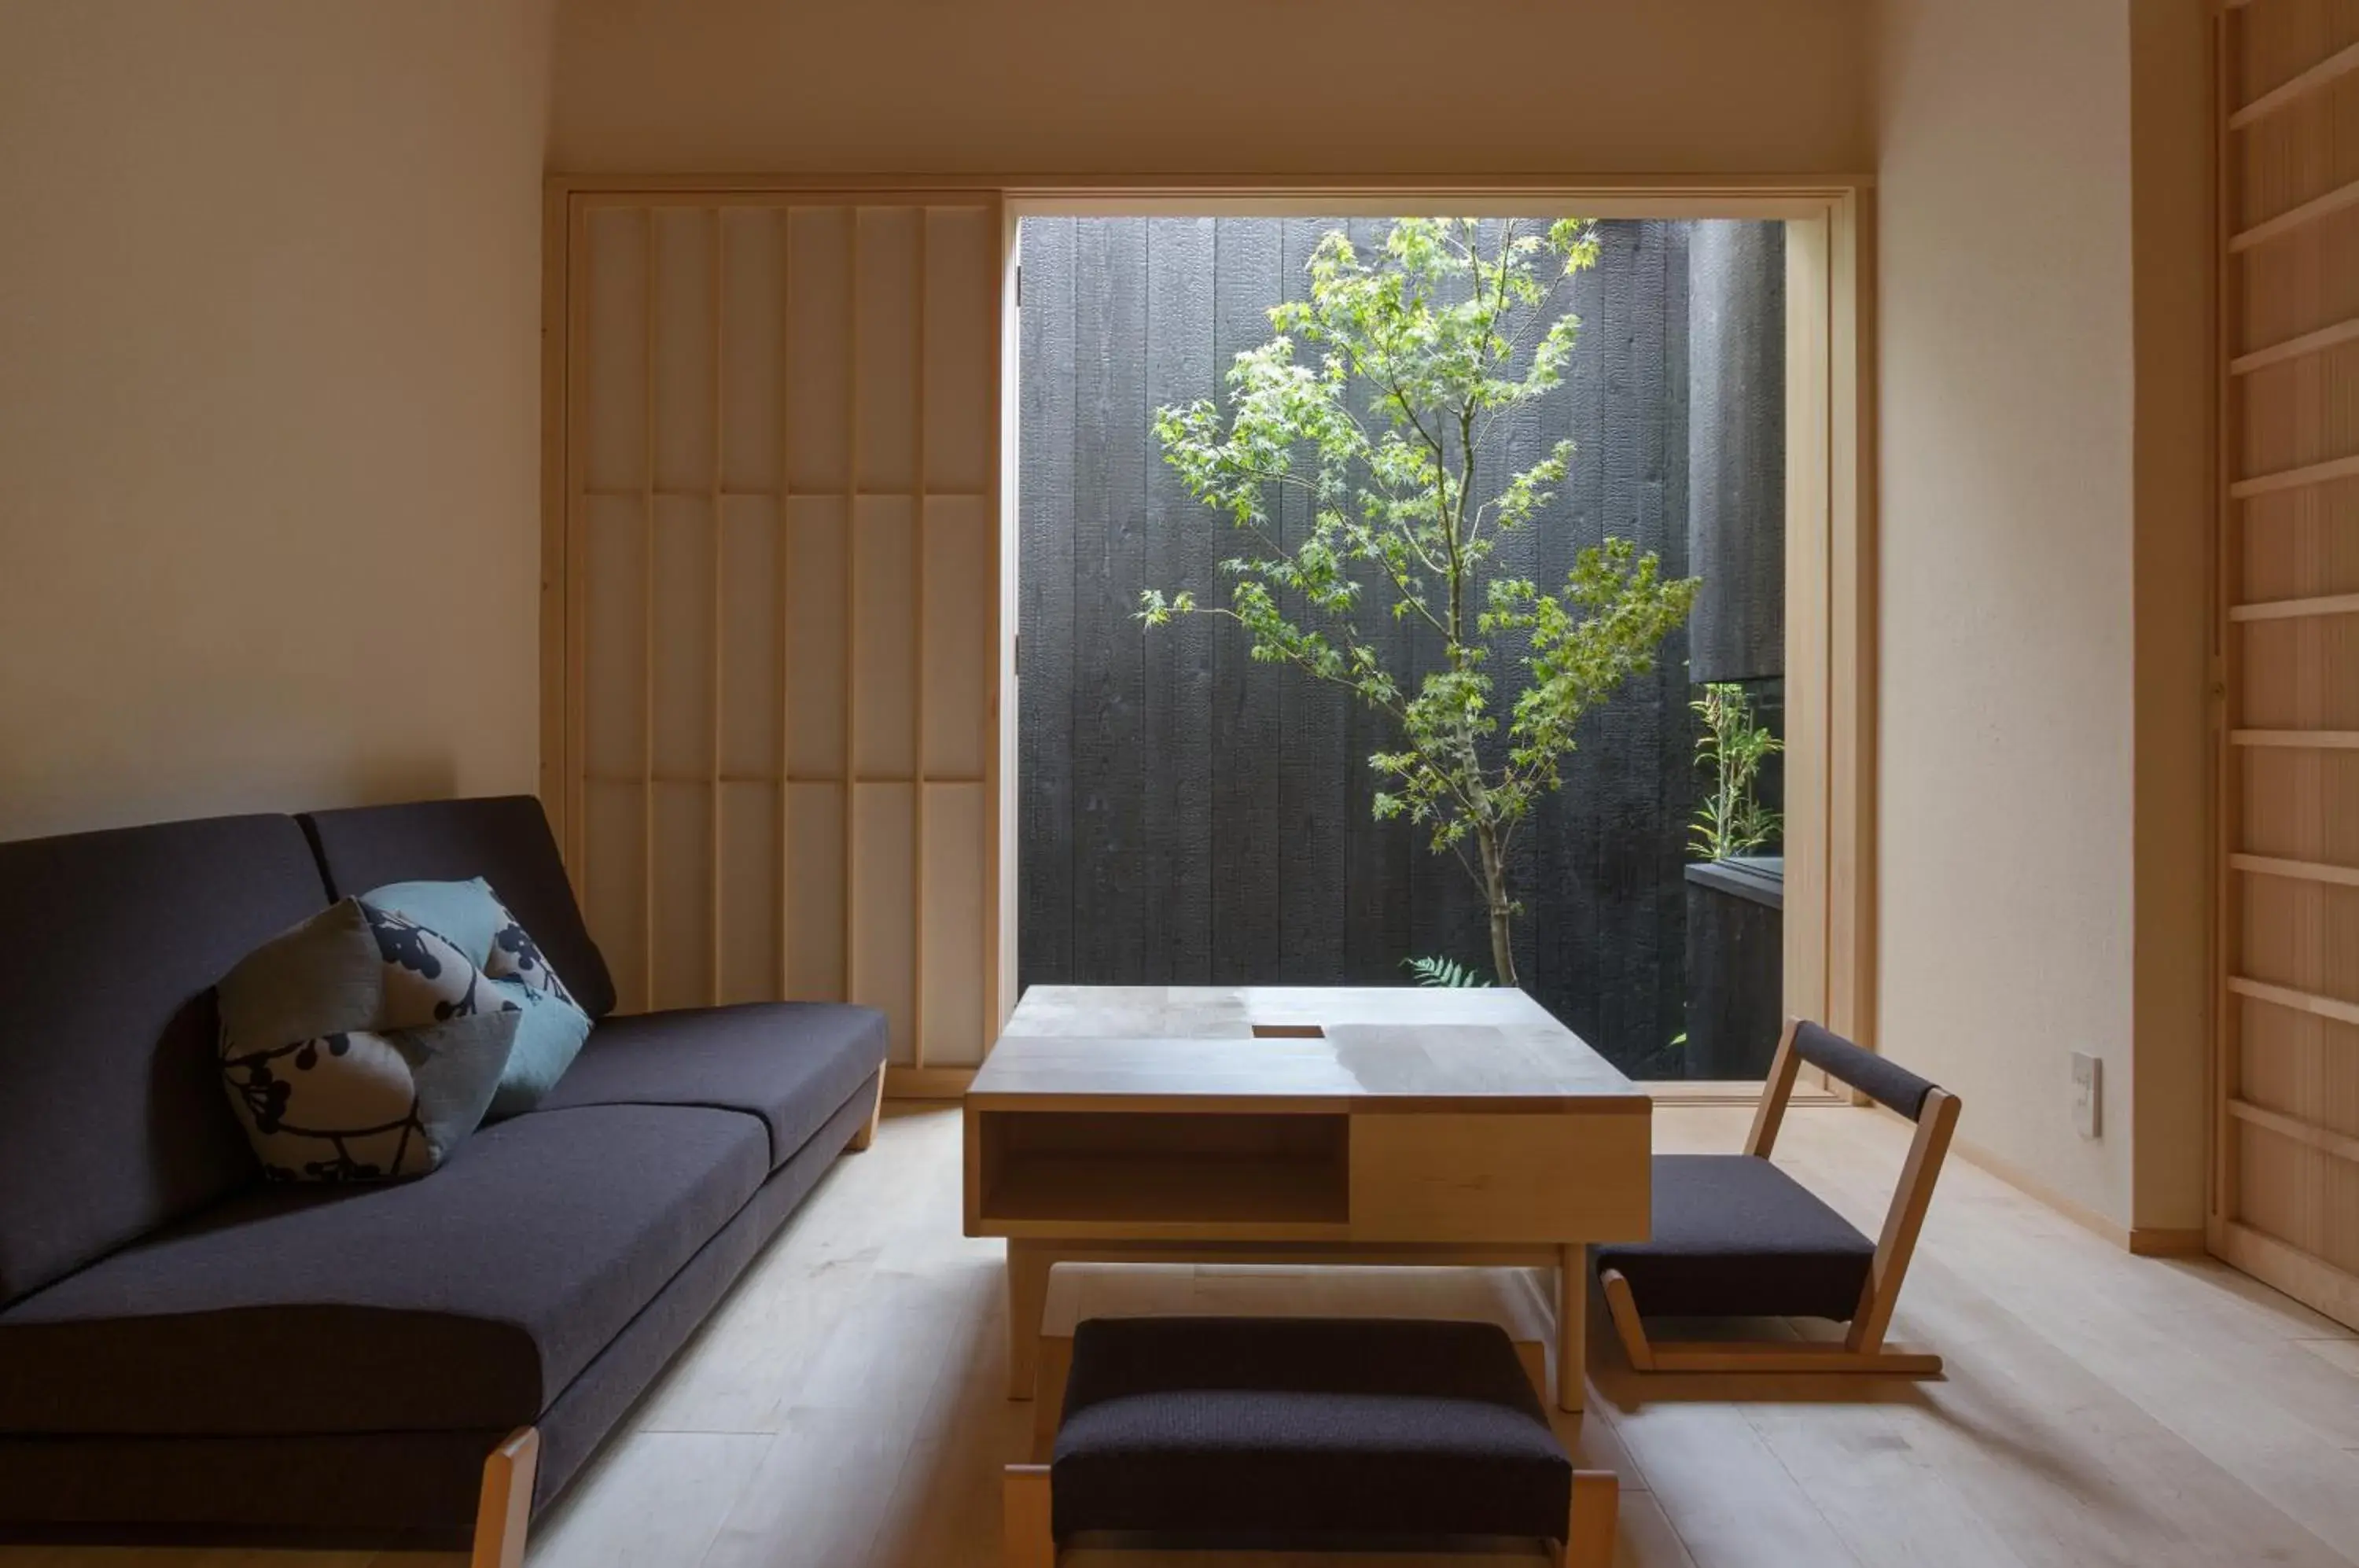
[6, 1102, 2357, 1568]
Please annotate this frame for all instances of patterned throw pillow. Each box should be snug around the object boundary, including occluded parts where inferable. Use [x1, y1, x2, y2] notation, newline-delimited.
[216, 900, 520, 1181]
[362, 878, 591, 1118]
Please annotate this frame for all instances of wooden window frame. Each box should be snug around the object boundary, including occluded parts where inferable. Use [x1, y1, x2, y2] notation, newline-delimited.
[541, 174, 1877, 1082]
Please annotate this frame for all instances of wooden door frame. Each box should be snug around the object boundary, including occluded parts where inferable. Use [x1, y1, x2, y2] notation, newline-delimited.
[541, 171, 1878, 1077]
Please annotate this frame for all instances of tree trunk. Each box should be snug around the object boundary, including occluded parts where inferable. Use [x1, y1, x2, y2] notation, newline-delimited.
[1477, 824, 1518, 987]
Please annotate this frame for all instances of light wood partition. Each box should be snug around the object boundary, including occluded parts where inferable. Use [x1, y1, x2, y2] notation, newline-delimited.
[550, 190, 1006, 1078]
[2214, 0, 2359, 1329]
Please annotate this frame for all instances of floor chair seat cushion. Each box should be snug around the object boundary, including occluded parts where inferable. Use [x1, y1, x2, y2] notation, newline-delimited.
[535, 1001, 886, 1169]
[0, 1103, 768, 1437]
[1051, 1316, 1570, 1544]
[1596, 1153, 1875, 1322]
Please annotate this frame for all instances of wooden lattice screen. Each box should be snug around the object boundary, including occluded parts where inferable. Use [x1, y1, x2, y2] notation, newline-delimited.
[551, 193, 1005, 1084]
[2214, 0, 2359, 1328]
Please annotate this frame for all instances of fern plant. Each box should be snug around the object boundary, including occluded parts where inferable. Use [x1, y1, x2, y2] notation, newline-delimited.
[1403, 955, 1491, 988]
[1690, 682, 1781, 861]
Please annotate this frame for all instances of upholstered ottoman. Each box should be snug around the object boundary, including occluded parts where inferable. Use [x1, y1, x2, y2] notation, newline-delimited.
[1003, 1316, 1617, 1566]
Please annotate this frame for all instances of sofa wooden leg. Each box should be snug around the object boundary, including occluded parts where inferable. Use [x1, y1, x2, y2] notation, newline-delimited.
[847, 1073, 885, 1152]
[1555, 1469, 1618, 1568]
[1003, 1463, 1055, 1568]
[469, 1426, 539, 1568]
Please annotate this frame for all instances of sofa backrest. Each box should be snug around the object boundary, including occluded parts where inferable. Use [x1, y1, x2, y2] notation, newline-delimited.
[0, 814, 327, 1305]
[299, 795, 617, 1019]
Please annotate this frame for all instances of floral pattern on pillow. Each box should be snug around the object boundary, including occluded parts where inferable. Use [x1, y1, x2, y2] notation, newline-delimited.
[484, 898, 578, 1009]
[215, 899, 520, 1183]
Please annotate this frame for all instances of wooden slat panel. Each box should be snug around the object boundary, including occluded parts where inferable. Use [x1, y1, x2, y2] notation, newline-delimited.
[786, 207, 852, 493]
[856, 207, 920, 494]
[2232, 453, 2359, 498]
[2232, 1096, 2359, 1165]
[923, 206, 995, 492]
[2232, 728, 2359, 747]
[2239, 480, 2359, 604]
[851, 782, 916, 1062]
[584, 208, 646, 492]
[583, 495, 647, 778]
[921, 495, 992, 778]
[719, 208, 783, 493]
[786, 780, 846, 999]
[2232, 315, 2359, 375]
[564, 190, 998, 1075]
[852, 496, 917, 778]
[920, 782, 988, 1066]
[2232, 852, 2359, 887]
[785, 495, 848, 778]
[2231, 39, 2359, 130]
[650, 495, 716, 778]
[2231, 975, 2359, 1029]
[2239, 1131, 2359, 1275]
[651, 208, 716, 493]
[718, 782, 781, 1004]
[2221, 0, 2359, 1327]
[2239, 204, 2359, 352]
[2241, 746, 2359, 863]
[2239, 619, 2359, 731]
[2232, 179, 2359, 252]
[717, 496, 781, 778]
[2239, 874, 2359, 1006]
[583, 779, 648, 1014]
[2241, 993, 2359, 1143]
[2231, 591, 2359, 620]
[651, 781, 713, 1011]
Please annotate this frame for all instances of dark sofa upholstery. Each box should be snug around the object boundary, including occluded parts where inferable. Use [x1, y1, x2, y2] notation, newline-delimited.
[539, 1001, 888, 1169]
[0, 797, 889, 1546]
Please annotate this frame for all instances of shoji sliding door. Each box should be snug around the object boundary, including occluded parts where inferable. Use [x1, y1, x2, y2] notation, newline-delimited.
[553, 191, 1005, 1084]
[2216, 4, 2359, 1327]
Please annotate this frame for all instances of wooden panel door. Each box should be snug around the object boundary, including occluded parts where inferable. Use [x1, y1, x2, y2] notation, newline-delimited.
[555, 192, 1005, 1081]
[2216, 0, 2359, 1328]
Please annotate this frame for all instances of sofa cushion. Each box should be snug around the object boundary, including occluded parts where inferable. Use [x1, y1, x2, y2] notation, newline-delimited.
[535, 1002, 887, 1169]
[300, 797, 616, 1020]
[0, 1103, 767, 1436]
[0, 814, 326, 1307]
[363, 878, 593, 1118]
[1595, 1154, 1875, 1322]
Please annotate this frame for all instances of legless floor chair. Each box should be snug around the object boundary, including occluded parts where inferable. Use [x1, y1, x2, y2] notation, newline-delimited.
[1597, 1018, 1961, 1376]
[1003, 1317, 1618, 1567]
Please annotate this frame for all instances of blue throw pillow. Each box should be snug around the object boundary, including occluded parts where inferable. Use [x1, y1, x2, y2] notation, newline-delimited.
[363, 878, 592, 1119]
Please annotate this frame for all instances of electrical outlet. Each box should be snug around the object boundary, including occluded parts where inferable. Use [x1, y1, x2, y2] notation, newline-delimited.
[2070, 1052, 2102, 1139]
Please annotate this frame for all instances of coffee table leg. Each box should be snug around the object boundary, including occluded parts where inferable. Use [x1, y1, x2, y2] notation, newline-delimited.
[1558, 1243, 1588, 1412]
[1006, 1240, 1053, 1400]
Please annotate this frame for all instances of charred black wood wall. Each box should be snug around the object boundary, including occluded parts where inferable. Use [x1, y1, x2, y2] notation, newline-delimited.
[1018, 217, 1773, 1077]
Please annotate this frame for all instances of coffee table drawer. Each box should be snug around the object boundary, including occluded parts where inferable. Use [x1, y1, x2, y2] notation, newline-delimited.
[1347, 1111, 1651, 1242]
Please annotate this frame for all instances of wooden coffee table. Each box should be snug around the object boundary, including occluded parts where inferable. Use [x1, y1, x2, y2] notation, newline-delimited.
[962, 985, 1652, 1412]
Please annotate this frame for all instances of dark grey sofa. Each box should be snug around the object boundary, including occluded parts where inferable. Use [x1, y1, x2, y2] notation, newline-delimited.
[0, 796, 889, 1548]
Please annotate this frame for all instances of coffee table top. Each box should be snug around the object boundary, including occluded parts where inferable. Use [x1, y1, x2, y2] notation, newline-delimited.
[972, 985, 1644, 1112]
